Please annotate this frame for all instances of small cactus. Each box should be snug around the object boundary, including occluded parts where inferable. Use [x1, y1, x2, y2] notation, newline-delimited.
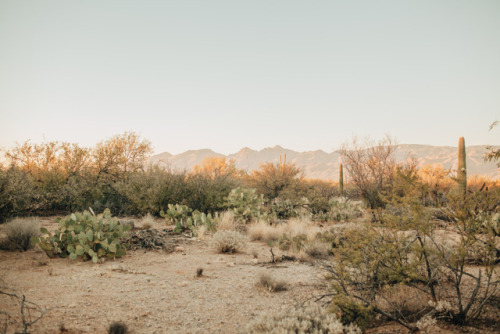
[457, 137, 467, 195]
[339, 163, 344, 196]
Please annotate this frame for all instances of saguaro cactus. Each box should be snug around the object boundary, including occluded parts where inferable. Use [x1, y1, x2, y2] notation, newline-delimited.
[457, 137, 467, 195]
[339, 163, 344, 196]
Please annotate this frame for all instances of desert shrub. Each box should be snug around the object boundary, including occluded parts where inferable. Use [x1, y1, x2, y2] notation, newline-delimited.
[184, 172, 240, 213]
[244, 157, 303, 201]
[247, 301, 361, 334]
[2, 218, 40, 251]
[107, 321, 129, 334]
[325, 180, 500, 332]
[340, 136, 397, 209]
[0, 167, 38, 223]
[210, 230, 247, 253]
[301, 179, 339, 217]
[224, 187, 265, 223]
[270, 196, 311, 222]
[317, 223, 359, 249]
[256, 272, 288, 292]
[34, 209, 130, 263]
[325, 197, 364, 222]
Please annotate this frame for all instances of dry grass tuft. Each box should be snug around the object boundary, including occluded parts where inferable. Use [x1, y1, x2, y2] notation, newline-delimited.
[211, 230, 247, 253]
[248, 218, 320, 244]
[216, 211, 239, 231]
[377, 285, 431, 322]
[139, 213, 155, 229]
[1, 217, 40, 251]
[304, 240, 331, 258]
[256, 272, 288, 292]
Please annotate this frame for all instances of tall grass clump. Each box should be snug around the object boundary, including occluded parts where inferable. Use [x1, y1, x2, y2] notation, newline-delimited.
[2, 217, 40, 251]
[210, 230, 247, 253]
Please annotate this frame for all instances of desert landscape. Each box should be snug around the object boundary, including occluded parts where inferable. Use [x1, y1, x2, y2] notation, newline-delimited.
[1, 1, 499, 333]
[0, 133, 499, 334]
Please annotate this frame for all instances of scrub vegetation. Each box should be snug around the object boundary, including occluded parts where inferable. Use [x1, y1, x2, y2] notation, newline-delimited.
[1, 131, 499, 333]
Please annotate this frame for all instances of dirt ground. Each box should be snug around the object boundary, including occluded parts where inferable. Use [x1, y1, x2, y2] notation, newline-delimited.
[1, 218, 499, 334]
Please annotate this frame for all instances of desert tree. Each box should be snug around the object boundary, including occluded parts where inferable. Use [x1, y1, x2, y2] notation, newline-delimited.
[340, 135, 397, 209]
[92, 131, 153, 179]
[191, 157, 239, 179]
[323, 169, 499, 332]
[245, 155, 303, 201]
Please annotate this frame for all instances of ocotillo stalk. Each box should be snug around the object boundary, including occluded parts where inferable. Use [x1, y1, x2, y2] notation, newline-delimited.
[457, 137, 467, 195]
[339, 163, 344, 196]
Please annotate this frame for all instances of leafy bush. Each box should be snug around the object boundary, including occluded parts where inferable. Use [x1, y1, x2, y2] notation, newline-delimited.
[2, 217, 40, 251]
[34, 209, 130, 263]
[0, 167, 38, 223]
[224, 187, 265, 223]
[210, 230, 247, 253]
[246, 301, 361, 334]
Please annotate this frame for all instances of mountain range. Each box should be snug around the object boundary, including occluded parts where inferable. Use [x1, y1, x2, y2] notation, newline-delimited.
[149, 145, 499, 181]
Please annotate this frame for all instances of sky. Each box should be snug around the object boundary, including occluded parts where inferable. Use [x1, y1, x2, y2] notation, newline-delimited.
[0, 0, 499, 155]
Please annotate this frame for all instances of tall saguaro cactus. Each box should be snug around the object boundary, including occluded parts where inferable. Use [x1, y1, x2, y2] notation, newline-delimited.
[339, 163, 344, 196]
[457, 137, 467, 195]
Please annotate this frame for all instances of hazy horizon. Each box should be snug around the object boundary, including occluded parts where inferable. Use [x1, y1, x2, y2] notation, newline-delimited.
[1, 0, 499, 155]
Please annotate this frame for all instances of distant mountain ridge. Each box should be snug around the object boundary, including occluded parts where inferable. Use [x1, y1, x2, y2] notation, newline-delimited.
[149, 144, 499, 180]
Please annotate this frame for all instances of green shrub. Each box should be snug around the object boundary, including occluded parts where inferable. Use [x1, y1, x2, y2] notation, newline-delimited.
[2, 217, 40, 251]
[33, 209, 130, 263]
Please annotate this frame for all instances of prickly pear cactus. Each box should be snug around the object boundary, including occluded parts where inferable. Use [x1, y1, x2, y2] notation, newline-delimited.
[224, 187, 265, 223]
[33, 209, 130, 263]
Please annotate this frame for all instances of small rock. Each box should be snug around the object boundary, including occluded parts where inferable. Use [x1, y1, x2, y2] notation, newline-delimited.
[174, 246, 185, 253]
[227, 262, 235, 267]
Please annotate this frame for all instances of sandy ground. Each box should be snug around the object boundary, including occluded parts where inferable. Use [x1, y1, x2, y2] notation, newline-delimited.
[1, 218, 499, 334]
[0, 219, 327, 334]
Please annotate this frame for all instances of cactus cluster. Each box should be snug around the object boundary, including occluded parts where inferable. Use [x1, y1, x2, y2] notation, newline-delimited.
[224, 187, 265, 223]
[160, 204, 216, 235]
[33, 209, 130, 263]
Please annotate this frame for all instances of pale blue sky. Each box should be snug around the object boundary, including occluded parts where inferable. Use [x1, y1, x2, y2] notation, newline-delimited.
[0, 0, 499, 155]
